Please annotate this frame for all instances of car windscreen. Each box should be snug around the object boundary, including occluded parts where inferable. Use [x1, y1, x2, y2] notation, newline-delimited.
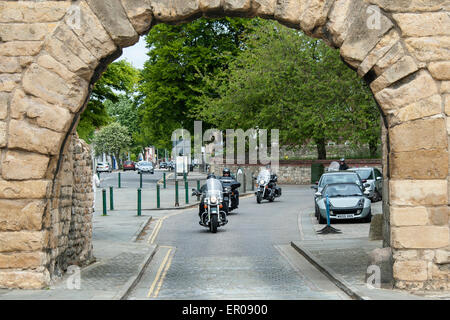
[353, 169, 373, 180]
[323, 184, 363, 197]
[320, 174, 361, 187]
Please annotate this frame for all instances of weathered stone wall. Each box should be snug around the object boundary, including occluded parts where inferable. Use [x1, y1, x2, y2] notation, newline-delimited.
[0, 0, 448, 291]
[48, 133, 94, 279]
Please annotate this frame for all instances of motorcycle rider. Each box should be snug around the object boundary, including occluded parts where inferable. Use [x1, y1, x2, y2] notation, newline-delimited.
[198, 173, 218, 217]
[219, 168, 240, 210]
[339, 158, 349, 170]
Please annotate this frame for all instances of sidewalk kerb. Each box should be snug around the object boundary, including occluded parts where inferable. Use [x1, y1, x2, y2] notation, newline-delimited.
[114, 244, 158, 300]
[290, 241, 366, 300]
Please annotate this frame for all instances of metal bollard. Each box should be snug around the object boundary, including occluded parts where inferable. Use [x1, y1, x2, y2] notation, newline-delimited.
[109, 186, 114, 211]
[175, 180, 179, 207]
[163, 172, 166, 189]
[157, 183, 161, 209]
[102, 189, 107, 216]
[243, 172, 247, 193]
[183, 172, 187, 182]
[185, 180, 189, 204]
[140, 172, 143, 189]
[137, 188, 142, 216]
[97, 172, 101, 180]
[251, 175, 255, 191]
[196, 180, 200, 201]
[118, 172, 121, 188]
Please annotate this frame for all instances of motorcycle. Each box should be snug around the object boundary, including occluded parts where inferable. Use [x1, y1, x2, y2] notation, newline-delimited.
[219, 177, 241, 214]
[255, 169, 282, 203]
[192, 178, 228, 233]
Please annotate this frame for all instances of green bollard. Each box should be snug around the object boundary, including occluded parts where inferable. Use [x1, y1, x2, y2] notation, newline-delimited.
[243, 172, 247, 193]
[157, 183, 161, 209]
[140, 172, 143, 189]
[118, 172, 121, 188]
[175, 180, 179, 207]
[137, 188, 142, 216]
[109, 186, 114, 211]
[102, 189, 107, 216]
[163, 172, 166, 189]
[183, 172, 187, 183]
[196, 180, 200, 201]
[185, 180, 189, 204]
[251, 175, 255, 191]
[97, 171, 100, 180]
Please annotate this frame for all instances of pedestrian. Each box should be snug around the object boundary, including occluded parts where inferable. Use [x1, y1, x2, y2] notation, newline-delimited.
[93, 173, 100, 210]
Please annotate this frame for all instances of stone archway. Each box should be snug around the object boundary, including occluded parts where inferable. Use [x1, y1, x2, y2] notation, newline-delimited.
[0, 0, 448, 290]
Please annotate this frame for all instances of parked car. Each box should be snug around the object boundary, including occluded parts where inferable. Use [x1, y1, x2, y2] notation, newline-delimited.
[138, 161, 154, 174]
[314, 183, 372, 224]
[311, 171, 369, 219]
[167, 161, 175, 171]
[159, 162, 168, 169]
[348, 167, 383, 202]
[96, 162, 112, 173]
[123, 160, 136, 171]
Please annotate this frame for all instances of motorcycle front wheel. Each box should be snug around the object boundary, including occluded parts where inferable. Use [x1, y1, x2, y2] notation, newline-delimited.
[256, 192, 262, 204]
[210, 215, 218, 233]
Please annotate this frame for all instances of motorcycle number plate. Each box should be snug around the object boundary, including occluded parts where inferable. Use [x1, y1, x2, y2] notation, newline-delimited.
[224, 197, 229, 201]
[210, 207, 217, 213]
[336, 214, 354, 219]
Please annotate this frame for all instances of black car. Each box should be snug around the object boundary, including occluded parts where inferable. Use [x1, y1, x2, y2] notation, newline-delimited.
[159, 162, 167, 169]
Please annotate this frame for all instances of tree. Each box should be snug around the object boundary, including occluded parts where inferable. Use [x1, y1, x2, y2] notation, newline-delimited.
[138, 17, 258, 150]
[78, 60, 140, 142]
[92, 122, 132, 167]
[199, 21, 380, 159]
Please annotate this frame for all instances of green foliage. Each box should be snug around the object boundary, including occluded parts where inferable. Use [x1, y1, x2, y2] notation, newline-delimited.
[92, 122, 132, 163]
[105, 96, 140, 138]
[77, 60, 140, 142]
[199, 21, 381, 159]
[138, 17, 258, 150]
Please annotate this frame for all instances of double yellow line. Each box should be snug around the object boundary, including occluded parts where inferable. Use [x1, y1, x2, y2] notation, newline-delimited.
[147, 210, 187, 244]
[147, 246, 175, 298]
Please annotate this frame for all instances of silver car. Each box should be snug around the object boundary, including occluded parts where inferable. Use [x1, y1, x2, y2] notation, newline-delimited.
[96, 162, 112, 173]
[315, 183, 372, 224]
[348, 167, 383, 202]
[138, 162, 154, 174]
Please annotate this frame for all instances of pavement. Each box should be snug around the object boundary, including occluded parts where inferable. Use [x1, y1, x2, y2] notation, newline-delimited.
[0, 210, 156, 300]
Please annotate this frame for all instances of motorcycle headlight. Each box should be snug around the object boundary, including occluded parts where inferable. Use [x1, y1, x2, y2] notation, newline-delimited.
[210, 196, 217, 204]
[260, 180, 265, 185]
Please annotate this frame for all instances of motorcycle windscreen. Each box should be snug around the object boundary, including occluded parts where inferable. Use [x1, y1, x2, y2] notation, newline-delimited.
[206, 178, 223, 199]
[257, 169, 271, 184]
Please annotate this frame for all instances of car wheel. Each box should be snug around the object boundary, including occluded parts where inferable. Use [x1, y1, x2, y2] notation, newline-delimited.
[314, 204, 319, 218]
[362, 210, 372, 223]
[318, 214, 326, 224]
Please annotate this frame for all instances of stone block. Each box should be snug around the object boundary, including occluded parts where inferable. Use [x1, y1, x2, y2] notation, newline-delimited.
[120, 0, 153, 34]
[274, 0, 306, 27]
[370, 56, 418, 93]
[86, 0, 139, 47]
[428, 61, 450, 81]
[390, 118, 447, 153]
[0, 200, 45, 231]
[390, 179, 447, 206]
[390, 206, 428, 227]
[0, 120, 6, 148]
[434, 249, 450, 264]
[0, 270, 49, 289]
[390, 148, 448, 180]
[428, 207, 449, 226]
[405, 37, 450, 62]
[0, 92, 8, 120]
[393, 260, 428, 281]
[367, 0, 448, 12]
[10, 89, 72, 133]
[393, 12, 450, 37]
[0, 23, 57, 41]
[2, 151, 49, 181]
[8, 119, 63, 156]
[375, 70, 438, 111]
[0, 1, 70, 23]
[0, 73, 21, 92]
[0, 180, 49, 199]
[252, 0, 276, 17]
[392, 226, 449, 249]
[0, 56, 21, 73]
[0, 231, 47, 252]
[0, 41, 43, 57]
[0, 251, 44, 269]
[391, 95, 441, 125]
[299, 0, 334, 35]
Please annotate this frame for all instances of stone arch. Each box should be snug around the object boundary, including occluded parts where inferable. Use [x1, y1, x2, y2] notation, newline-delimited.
[0, 0, 448, 290]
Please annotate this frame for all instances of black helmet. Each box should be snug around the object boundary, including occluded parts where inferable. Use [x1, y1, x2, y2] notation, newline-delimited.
[223, 168, 231, 177]
[207, 173, 216, 180]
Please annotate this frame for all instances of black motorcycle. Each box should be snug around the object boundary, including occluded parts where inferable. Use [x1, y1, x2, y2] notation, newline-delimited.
[255, 169, 282, 203]
[219, 177, 241, 214]
[192, 178, 228, 233]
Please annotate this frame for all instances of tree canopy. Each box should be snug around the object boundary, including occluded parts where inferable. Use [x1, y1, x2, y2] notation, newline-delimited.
[138, 17, 258, 150]
[77, 60, 140, 142]
[198, 20, 380, 159]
